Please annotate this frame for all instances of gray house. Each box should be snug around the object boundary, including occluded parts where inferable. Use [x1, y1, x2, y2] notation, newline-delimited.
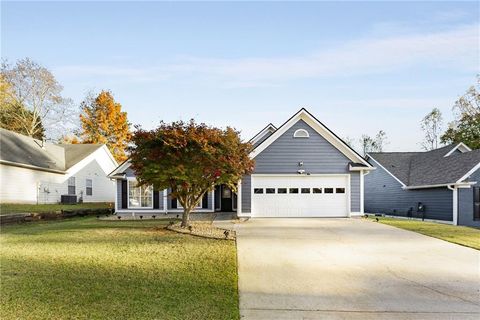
[365, 143, 480, 227]
[109, 108, 374, 218]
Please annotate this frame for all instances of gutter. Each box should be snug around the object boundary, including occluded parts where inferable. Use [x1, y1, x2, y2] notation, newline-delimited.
[447, 184, 459, 226]
[0, 160, 66, 174]
[402, 182, 475, 190]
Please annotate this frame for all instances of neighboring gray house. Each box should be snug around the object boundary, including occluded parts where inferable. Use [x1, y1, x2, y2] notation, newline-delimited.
[365, 143, 480, 227]
[109, 108, 374, 217]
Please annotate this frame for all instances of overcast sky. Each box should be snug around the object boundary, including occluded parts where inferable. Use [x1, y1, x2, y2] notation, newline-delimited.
[2, 1, 478, 151]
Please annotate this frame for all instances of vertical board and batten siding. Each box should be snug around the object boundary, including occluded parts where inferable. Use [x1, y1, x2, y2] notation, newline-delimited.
[365, 159, 453, 221]
[350, 172, 361, 212]
[116, 179, 164, 211]
[458, 168, 480, 227]
[116, 168, 214, 212]
[166, 188, 213, 211]
[241, 175, 252, 213]
[242, 119, 360, 214]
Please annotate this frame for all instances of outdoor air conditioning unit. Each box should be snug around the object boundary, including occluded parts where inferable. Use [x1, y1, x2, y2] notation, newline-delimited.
[61, 195, 77, 204]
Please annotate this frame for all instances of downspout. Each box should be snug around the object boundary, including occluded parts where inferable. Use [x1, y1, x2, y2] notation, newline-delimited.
[447, 185, 458, 226]
[361, 170, 371, 215]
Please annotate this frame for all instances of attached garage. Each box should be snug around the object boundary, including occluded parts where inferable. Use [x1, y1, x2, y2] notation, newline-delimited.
[251, 175, 349, 217]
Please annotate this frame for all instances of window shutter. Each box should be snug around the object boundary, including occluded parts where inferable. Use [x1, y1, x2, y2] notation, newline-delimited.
[202, 193, 208, 209]
[153, 191, 160, 209]
[171, 198, 177, 209]
[121, 180, 128, 209]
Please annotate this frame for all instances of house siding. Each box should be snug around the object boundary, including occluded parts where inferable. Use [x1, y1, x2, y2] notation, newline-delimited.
[0, 154, 116, 204]
[350, 172, 361, 212]
[254, 120, 352, 174]
[253, 131, 274, 149]
[241, 175, 251, 214]
[458, 168, 480, 227]
[166, 188, 213, 211]
[247, 119, 360, 213]
[365, 158, 453, 221]
[116, 179, 165, 211]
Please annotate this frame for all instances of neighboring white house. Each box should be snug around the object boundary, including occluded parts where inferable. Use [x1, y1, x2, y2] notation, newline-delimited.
[0, 128, 118, 204]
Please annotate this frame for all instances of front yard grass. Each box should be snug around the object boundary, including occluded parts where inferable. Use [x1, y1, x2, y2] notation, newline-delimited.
[0, 217, 239, 320]
[370, 216, 480, 250]
[0, 202, 114, 215]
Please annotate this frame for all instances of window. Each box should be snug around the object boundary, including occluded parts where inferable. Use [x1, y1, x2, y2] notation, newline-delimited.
[293, 129, 309, 138]
[324, 188, 334, 194]
[335, 188, 345, 194]
[289, 188, 299, 194]
[313, 188, 322, 194]
[86, 179, 93, 196]
[68, 177, 75, 195]
[266, 188, 275, 194]
[254, 188, 264, 194]
[277, 188, 287, 194]
[301, 188, 310, 194]
[128, 180, 153, 208]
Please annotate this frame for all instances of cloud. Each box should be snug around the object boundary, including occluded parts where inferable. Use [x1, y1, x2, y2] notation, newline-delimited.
[55, 23, 478, 87]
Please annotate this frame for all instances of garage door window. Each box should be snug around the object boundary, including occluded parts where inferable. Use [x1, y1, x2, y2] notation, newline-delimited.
[336, 188, 345, 194]
[289, 188, 299, 194]
[301, 188, 310, 194]
[277, 188, 287, 194]
[313, 188, 322, 194]
[324, 188, 334, 194]
[266, 188, 275, 194]
[254, 188, 264, 194]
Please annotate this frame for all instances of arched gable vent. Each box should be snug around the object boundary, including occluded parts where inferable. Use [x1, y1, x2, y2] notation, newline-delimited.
[293, 129, 310, 138]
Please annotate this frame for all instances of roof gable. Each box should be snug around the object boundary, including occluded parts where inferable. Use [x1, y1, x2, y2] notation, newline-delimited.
[0, 128, 112, 173]
[367, 144, 480, 188]
[250, 123, 277, 148]
[250, 108, 372, 167]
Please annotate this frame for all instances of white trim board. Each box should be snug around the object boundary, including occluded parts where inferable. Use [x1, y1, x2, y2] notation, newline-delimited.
[108, 159, 132, 177]
[249, 123, 277, 145]
[250, 109, 372, 167]
[444, 142, 472, 157]
[456, 162, 480, 183]
[364, 155, 407, 188]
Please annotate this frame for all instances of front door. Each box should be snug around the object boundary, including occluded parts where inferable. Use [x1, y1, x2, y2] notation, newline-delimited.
[221, 186, 233, 212]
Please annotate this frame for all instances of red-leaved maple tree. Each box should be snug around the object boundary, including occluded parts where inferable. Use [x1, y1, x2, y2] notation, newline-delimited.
[129, 120, 254, 227]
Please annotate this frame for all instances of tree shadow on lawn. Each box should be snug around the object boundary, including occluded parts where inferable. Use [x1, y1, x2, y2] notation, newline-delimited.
[0, 216, 178, 236]
[1, 227, 239, 320]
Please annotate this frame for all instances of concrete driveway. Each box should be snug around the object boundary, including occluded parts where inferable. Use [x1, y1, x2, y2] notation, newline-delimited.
[235, 218, 480, 320]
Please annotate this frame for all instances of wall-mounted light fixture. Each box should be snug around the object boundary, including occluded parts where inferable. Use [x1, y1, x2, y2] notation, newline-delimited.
[298, 161, 304, 167]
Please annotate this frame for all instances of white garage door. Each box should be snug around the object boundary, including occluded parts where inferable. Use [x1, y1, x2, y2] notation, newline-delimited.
[251, 175, 349, 217]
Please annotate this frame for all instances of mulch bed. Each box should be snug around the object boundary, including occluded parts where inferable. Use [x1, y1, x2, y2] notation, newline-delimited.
[167, 221, 236, 240]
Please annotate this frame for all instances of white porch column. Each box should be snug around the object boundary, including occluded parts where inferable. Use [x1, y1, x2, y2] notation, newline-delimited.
[451, 186, 458, 226]
[163, 189, 168, 212]
[360, 171, 365, 214]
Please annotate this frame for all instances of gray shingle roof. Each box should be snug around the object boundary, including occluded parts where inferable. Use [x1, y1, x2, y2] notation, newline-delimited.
[0, 128, 103, 172]
[368, 144, 480, 187]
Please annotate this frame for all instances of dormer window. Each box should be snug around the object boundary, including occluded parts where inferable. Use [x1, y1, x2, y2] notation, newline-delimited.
[293, 129, 309, 138]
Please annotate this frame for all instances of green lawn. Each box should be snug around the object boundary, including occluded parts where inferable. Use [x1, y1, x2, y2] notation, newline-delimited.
[0, 202, 114, 215]
[0, 217, 239, 320]
[370, 216, 480, 250]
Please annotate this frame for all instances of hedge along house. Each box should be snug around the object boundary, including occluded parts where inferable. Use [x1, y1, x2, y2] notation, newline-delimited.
[365, 143, 480, 227]
[109, 109, 374, 218]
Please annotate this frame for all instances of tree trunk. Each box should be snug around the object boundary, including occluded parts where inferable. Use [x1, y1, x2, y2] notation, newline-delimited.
[181, 209, 191, 228]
